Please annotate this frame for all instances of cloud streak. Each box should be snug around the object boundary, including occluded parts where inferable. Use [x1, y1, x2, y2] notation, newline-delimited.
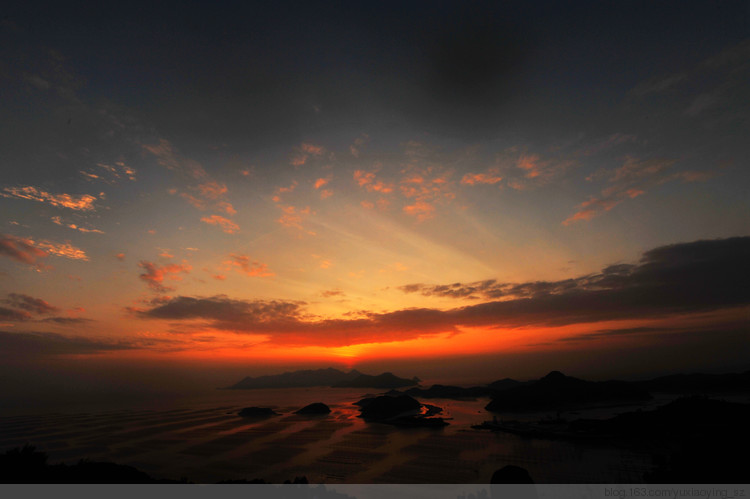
[1, 186, 97, 211]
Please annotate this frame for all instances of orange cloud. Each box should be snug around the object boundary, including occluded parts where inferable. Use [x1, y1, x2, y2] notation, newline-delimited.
[224, 254, 274, 277]
[301, 143, 324, 155]
[272, 181, 298, 203]
[2, 186, 97, 211]
[403, 201, 435, 221]
[115, 253, 126, 261]
[277, 205, 312, 231]
[563, 198, 621, 225]
[517, 154, 542, 178]
[314, 177, 330, 189]
[354, 170, 394, 193]
[201, 215, 239, 234]
[461, 171, 503, 185]
[50, 216, 104, 234]
[564, 157, 679, 225]
[34, 240, 89, 261]
[290, 143, 325, 165]
[353, 170, 376, 187]
[611, 157, 675, 182]
[174, 180, 236, 215]
[138, 261, 192, 293]
[0, 234, 88, 265]
[197, 181, 228, 199]
[80, 162, 137, 183]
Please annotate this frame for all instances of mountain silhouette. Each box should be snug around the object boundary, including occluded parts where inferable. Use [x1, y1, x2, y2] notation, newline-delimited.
[332, 372, 418, 388]
[227, 367, 363, 389]
[486, 371, 651, 412]
[227, 368, 419, 389]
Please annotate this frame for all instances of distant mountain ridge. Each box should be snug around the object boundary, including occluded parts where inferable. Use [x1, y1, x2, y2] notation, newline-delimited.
[226, 367, 418, 389]
[333, 372, 420, 388]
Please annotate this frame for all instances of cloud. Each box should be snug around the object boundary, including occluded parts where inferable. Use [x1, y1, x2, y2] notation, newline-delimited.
[461, 170, 503, 185]
[350, 134, 369, 158]
[4, 293, 58, 315]
[630, 73, 687, 97]
[0, 331, 133, 359]
[134, 237, 749, 347]
[196, 180, 227, 199]
[51, 216, 105, 234]
[39, 317, 94, 325]
[172, 181, 236, 215]
[200, 215, 239, 234]
[558, 327, 665, 343]
[80, 162, 137, 183]
[0, 234, 86, 263]
[277, 205, 313, 232]
[564, 157, 678, 225]
[223, 254, 274, 277]
[138, 261, 192, 293]
[579, 133, 638, 157]
[402, 201, 435, 221]
[0, 234, 49, 268]
[0, 307, 32, 321]
[131, 295, 447, 346]
[133, 295, 302, 323]
[1, 186, 97, 211]
[314, 177, 330, 189]
[142, 138, 206, 179]
[33, 240, 89, 261]
[563, 197, 621, 224]
[115, 253, 126, 261]
[684, 90, 721, 116]
[353, 170, 394, 193]
[401, 236, 750, 325]
[291, 142, 325, 166]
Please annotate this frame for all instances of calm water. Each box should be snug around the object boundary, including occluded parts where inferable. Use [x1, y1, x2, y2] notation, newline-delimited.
[0, 385, 661, 483]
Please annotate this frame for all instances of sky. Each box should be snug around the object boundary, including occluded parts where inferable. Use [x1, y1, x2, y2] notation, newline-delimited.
[0, 1, 748, 391]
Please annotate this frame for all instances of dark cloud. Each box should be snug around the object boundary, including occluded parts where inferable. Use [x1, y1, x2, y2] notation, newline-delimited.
[133, 237, 749, 346]
[0, 331, 134, 359]
[138, 261, 191, 293]
[0, 234, 49, 268]
[39, 317, 94, 325]
[402, 237, 749, 312]
[133, 295, 304, 324]
[558, 327, 665, 342]
[4, 293, 58, 315]
[0, 307, 32, 322]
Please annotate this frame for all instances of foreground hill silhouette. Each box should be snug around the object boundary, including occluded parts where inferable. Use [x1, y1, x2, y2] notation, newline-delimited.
[0, 445, 186, 483]
[226, 367, 418, 389]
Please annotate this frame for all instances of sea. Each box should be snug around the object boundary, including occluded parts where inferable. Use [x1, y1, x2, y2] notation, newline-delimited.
[0, 381, 666, 484]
